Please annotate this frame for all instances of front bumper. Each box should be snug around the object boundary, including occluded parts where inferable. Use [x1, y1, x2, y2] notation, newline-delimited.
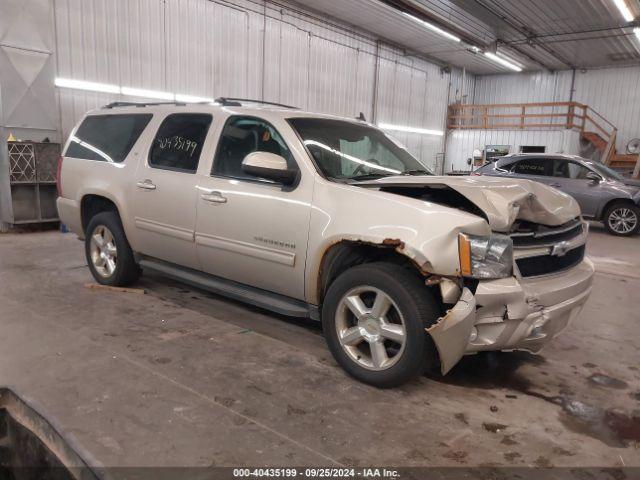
[427, 257, 595, 374]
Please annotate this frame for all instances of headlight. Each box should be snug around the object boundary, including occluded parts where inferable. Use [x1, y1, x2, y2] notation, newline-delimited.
[458, 233, 513, 279]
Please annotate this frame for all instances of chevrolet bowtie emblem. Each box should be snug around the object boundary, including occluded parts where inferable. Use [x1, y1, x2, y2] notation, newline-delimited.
[551, 241, 571, 257]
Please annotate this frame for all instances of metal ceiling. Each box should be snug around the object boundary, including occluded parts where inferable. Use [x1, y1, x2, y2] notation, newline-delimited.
[291, 0, 640, 73]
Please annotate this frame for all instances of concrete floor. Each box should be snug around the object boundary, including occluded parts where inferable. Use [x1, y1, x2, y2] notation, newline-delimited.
[0, 223, 639, 472]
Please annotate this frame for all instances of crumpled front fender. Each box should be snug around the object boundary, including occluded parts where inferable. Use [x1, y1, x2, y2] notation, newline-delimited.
[426, 287, 476, 374]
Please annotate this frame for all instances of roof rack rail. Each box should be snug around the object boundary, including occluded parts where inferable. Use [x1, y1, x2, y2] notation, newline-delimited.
[102, 101, 187, 109]
[214, 97, 299, 109]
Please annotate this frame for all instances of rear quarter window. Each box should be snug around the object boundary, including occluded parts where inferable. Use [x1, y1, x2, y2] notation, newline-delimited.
[65, 114, 152, 163]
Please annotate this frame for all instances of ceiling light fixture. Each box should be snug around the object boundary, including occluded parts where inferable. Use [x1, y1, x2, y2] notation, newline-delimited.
[378, 122, 444, 136]
[401, 12, 461, 43]
[120, 87, 175, 101]
[54, 78, 120, 94]
[612, 0, 635, 22]
[495, 51, 524, 69]
[484, 52, 523, 72]
[175, 93, 214, 103]
[55, 78, 215, 104]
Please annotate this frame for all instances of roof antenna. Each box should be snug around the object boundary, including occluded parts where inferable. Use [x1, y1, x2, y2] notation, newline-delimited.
[356, 112, 366, 122]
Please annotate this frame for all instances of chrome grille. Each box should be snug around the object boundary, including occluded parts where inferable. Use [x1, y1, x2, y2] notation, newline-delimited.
[510, 218, 587, 278]
[516, 245, 585, 278]
[510, 218, 584, 248]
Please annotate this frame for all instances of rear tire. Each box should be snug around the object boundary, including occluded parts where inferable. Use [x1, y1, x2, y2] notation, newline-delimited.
[85, 211, 140, 286]
[603, 203, 640, 236]
[322, 262, 441, 388]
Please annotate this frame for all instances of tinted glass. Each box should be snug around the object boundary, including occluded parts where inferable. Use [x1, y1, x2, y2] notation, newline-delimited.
[288, 118, 431, 181]
[512, 158, 552, 176]
[66, 114, 152, 163]
[493, 158, 517, 172]
[587, 161, 623, 181]
[213, 116, 295, 181]
[554, 160, 590, 179]
[149, 113, 212, 173]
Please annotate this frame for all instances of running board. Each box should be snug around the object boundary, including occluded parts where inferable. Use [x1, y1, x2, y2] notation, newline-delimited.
[138, 257, 312, 318]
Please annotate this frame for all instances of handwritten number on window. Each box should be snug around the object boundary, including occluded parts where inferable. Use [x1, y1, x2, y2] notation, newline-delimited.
[158, 136, 198, 157]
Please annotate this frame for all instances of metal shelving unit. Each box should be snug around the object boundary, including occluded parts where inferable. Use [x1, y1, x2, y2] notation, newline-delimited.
[1, 141, 60, 227]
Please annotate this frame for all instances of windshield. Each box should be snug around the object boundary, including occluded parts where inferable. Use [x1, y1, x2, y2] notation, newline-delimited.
[288, 118, 433, 181]
[586, 161, 624, 181]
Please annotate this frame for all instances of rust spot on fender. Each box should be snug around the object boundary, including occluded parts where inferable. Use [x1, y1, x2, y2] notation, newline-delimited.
[382, 238, 405, 250]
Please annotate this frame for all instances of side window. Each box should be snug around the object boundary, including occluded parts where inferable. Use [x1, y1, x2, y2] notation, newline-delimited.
[149, 113, 212, 173]
[212, 116, 296, 181]
[563, 161, 590, 179]
[494, 158, 515, 173]
[65, 114, 152, 163]
[511, 158, 552, 176]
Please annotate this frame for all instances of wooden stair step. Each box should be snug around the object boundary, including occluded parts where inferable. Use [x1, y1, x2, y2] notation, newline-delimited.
[582, 132, 608, 152]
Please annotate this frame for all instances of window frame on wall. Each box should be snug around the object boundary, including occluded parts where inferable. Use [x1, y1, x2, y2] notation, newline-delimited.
[211, 115, 299, 185]
[148, 113, 213, 174]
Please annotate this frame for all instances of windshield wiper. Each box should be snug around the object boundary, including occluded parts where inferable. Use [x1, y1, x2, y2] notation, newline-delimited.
[402, 169, 432, 176]
[349, 173, 392, 181]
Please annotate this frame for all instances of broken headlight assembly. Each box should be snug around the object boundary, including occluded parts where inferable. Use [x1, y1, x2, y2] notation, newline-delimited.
[458, 233, 513, 279]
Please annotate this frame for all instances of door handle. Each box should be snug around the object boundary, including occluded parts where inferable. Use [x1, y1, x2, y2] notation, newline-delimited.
[136, 179, 156, 190]
[201, 191, 227, 204]
[549, 183, 561, 187]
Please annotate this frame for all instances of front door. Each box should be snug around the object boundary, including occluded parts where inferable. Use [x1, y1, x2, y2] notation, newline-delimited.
[195, 116, 312, 300]
[550, 160, 600, 218]
[132, 113, 213, 269]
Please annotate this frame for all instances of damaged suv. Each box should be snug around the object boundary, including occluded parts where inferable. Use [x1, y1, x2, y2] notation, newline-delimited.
[57, 99, 595, 387]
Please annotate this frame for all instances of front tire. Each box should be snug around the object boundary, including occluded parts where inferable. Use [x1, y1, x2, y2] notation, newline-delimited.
[322, 262, 441, 388]
[603, 203, 640, 236]
[85, 211, 140, 286]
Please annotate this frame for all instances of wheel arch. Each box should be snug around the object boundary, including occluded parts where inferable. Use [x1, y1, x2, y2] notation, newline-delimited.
[315, 239, 439, 310]
[599, 197, 637, 220]
[80, 194, 122, 235]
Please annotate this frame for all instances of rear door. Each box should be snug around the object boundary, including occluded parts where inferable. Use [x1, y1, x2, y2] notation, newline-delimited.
[508, 157, 554, 186]
[132, 113, 213, 269]
[550, 159, 600, 218]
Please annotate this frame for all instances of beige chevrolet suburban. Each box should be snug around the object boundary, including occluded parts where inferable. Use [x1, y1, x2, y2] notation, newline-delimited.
[57, 98, 595, 387]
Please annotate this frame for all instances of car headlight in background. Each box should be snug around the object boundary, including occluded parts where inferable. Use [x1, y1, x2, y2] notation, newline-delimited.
[458, 233, 513, 279]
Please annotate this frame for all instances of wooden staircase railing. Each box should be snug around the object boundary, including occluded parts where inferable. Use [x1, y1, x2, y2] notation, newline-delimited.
[448, 101, 640, 178]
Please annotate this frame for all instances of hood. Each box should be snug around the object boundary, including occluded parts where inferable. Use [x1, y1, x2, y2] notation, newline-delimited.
[355, 176, 581, 232]
[621, 178, 640, 189]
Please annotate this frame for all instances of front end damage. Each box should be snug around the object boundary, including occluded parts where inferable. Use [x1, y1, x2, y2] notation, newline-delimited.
[427, 219, 594, 374]
[346, 175, 594, 374]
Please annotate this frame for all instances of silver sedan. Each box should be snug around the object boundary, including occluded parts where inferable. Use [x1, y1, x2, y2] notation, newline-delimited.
[474, 154, 640, 236]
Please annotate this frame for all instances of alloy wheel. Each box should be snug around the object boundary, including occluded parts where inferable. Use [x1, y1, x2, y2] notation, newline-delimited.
[608, 207, 637, 235]
[335, 286, 407, 371]
[89, 225, 118, 277]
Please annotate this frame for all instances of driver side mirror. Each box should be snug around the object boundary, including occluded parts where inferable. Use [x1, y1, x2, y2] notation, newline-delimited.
[241, 151, 298, 186]
[586, 171, 602, 184]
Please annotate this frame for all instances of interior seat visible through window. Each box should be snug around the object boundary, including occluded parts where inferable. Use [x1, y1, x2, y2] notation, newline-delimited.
[212, 116, 296, 181]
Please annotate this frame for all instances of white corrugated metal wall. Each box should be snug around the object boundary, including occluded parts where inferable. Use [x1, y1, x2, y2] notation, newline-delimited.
[53, 0, 454, 171]
[472, 71, 573, 105]
[573, 66, 640, 153]
[461, 67, 640, 152]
